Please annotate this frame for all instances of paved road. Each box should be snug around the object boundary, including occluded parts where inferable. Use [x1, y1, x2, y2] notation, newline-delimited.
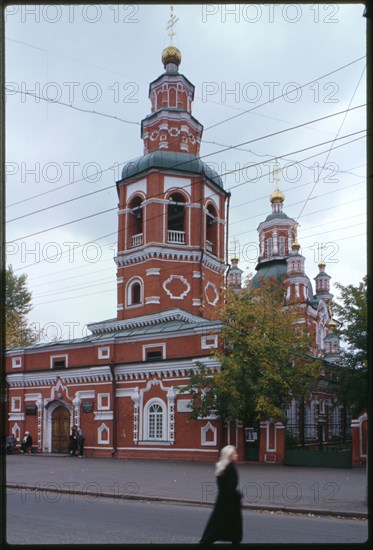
[7, 490, 368, 545]
[6, 454, 368, 517]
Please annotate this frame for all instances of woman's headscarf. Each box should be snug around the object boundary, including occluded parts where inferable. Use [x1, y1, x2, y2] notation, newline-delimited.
[215, 445, 236, 476]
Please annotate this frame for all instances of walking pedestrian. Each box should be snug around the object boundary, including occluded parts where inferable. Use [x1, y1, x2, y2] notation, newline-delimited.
[20, 431, 33, 454]
[199, 445, 242, 545]
[68, 426, 79, 456]
[77, 426, 85, 457]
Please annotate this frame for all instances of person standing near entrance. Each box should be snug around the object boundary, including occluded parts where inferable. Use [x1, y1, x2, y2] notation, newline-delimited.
[199, 445, 243, 545]
[68, 426, 78, 456]
[77, 426, 85, 457]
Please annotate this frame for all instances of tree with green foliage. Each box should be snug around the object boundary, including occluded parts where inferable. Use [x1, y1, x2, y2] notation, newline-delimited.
[333, 276, 367, 416]
[182, 278, 321, 424]
[5, 265, 38, 348]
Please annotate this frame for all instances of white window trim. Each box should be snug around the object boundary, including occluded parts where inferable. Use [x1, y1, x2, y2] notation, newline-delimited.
[98, 347, 110, 360]
[98, 423, 110, 444]
[201, 421, 217, 446]
[201, 335, 218, 350]
[50, 354, 68, 369]
[98, 393, 110, 411]
[142, 343, 166, 362]
[12, 357, 22, 369]
[11, 397, 22, 412]
[144, 398, 167, 441]
[266, 421, 276, 452]
[126, 277, 144, 309]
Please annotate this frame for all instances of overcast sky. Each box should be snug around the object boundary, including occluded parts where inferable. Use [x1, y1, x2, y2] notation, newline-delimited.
[5, 3, 367, 342]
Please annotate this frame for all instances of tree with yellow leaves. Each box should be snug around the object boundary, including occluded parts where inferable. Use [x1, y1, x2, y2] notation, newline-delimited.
[183, 278, 320, 424]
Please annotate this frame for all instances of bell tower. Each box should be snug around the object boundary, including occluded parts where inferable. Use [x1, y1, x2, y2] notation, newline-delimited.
[115, 21, 228, 323]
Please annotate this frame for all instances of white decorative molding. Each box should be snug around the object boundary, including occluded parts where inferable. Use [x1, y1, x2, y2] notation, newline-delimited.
[50, 354, 68, 369]
[163, 275, 191, 300]
[11, 397, 21, 412]
[201, 335, 218, 349]
[117, 277, 124, 285]
[98, 423, 110, 444]
[8, 412, 25, 421]
[13, 423, 21, 440]
[143, 397, 167, 441]
[146, 268, 160, 276]
[204, 282, 219, 306]
[266, 421, 277, 452]
[12, 357, 22, 369]
[125, 178, 147, 200]
[98, 393, 110, 411]
[115, 357, 221, 382]
[145, 296, 161, 304]
[193, 271, 202, 278]
[98, 347, 110, 360]
[114, 246, 226, 273]
[193, 299, 202, 306]
[50, 378, 73, 402]
[142, 343, 166, 362]
[94, 411, 113, 421]
[201, 422, 217, 446]
[176, 399, 192, 413]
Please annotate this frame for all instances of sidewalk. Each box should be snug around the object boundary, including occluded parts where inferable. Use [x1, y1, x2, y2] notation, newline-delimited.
[6, 454, 368, 518]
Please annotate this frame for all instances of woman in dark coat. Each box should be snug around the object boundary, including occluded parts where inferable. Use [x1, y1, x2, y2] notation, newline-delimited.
[200, 445, 242, 545]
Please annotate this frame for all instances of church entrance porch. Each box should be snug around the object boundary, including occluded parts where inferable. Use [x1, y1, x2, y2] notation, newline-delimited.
[51, 405, 71, 453]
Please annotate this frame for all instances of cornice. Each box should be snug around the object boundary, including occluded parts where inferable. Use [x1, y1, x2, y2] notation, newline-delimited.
[6, 359, 221, 387]
[115, 357, 221, 381]
[7, 366, 113, 387]
[114, 246, 226, 273]
[87, 308, 220, 335]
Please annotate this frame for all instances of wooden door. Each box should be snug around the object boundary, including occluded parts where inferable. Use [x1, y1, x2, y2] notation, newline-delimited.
[51, 406, 71, 453]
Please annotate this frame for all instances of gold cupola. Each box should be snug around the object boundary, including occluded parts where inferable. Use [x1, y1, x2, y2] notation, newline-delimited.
[270, 186, 285, 204]
[162, 45, 182, 68]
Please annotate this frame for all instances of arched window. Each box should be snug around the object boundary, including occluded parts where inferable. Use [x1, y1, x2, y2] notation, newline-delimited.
[126, 278, 143, 308]
[144, 399, 166, 440]
[167, 193, 186, 244]
[127, 195, 143, 248]
[266, 237, 273, 257]
[206, 203, 218, 255]
[148, 403, 163, 439]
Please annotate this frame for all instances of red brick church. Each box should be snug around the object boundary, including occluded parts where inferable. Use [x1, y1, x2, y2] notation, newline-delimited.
[6, 42, 345, 462]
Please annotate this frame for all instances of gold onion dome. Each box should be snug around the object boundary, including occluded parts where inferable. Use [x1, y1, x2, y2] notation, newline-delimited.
[270, 187, 285, 203]
[162, 46, 182, 67]
[291, 240, 301, 252]
[327, 318, 337, 330]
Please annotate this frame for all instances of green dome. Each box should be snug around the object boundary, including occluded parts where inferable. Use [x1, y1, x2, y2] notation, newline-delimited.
[251, 259, 315, 300]
[251, 260, 289, 288]
[264, 212, 291, 222]
[119, 151, 224, 190]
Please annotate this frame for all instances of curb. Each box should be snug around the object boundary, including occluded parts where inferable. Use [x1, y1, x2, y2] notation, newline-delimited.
[6, 483, 368, 520]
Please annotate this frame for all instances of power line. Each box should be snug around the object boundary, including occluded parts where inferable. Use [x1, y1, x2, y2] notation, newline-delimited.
[30, 212, 366, 297]
[5, 86, 140, 126]
[7, 129, 366, 244]
[6, 103, 366, 219]
[204, 56, 366, 131]
[296, 63, 366, 220]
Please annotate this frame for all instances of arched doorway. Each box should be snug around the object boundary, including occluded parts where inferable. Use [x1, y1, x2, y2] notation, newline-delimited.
[51, 405, 71, 453]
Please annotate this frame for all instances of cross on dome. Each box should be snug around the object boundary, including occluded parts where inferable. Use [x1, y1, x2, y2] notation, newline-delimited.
[270, 159, 285, 204]
[166, 5, 179, 46]
[162, 6, 182, 69]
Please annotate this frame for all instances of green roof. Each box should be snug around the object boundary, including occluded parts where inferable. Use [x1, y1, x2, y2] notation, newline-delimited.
[119, 151, 225, 191]
[251, 259, 315, 300]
